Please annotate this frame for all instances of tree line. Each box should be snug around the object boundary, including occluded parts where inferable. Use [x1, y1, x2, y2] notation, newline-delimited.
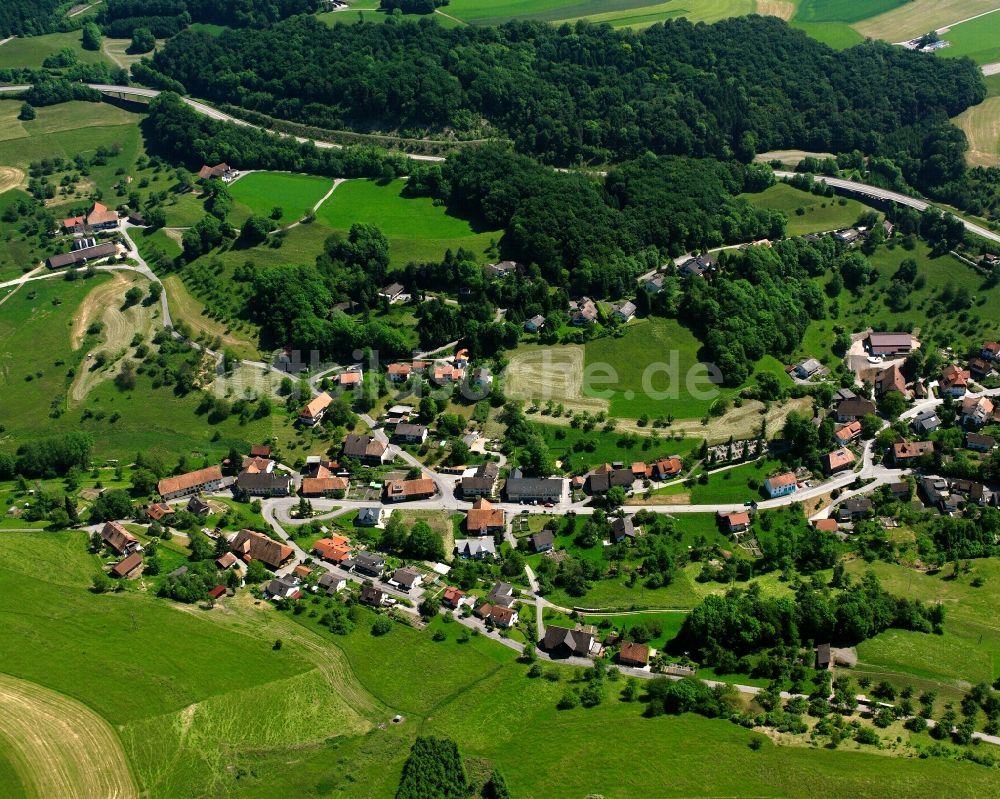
[97, 0, 320, 38]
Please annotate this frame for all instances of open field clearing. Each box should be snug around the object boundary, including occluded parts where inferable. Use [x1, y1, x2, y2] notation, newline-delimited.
[795, 0, 906, 24]
[757, 0, 796, 20]
[854, 0, 1000, 41]
[316, 178, 499, 267]
[100, 37, 166, 70]
[953, 96, 1000, 166]
[444, 0, 660, 24]
[0, 673, 136, 799]
[228, 171, 335, 226]
[740, 182, 869, 236]
[939, 8, 1000, 64]
[505, 344, 610, 415]
[0, 30, 111, 69]
[554, 0, 753, 28]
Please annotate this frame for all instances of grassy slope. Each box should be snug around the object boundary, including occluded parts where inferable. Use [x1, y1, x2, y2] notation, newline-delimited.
[940, 9, 1000, 65]
[0, 30, 113, 69]
[795, 0, 906, 24]
[532, 420, 698, 473]
[315, 178, 499, 267]
[854, 0, 1000, 43]
[740, 182, 870, 236]
[228, 171, 334, 226]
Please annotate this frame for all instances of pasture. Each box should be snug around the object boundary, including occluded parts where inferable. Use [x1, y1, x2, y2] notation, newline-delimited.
[316, 178, 499, 266]
[740, 182, 870, 236]
[795, 0, 906, 25]
[228, 171, 335, 226]
[553, 0, 753, 29]
[939, 8, 1000, 64]
[0, 30, 111, 69]
[952, 96, 1000, 167]
[853, 0, 1000, 42]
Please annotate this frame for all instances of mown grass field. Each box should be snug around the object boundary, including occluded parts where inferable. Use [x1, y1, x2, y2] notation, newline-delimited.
[939, 8, 1000, 64]
[741, 182, 870, 236]
[953, 95, 1000, 167]
[854, 0, 1000, 42]
[553, 0, 753, 29]
[531, 420, 698, 473]
[316, 178, 499, 267]
[795, 0, 905, 24]
[0, 30, 112, 69]
[228, 171, 334, 226]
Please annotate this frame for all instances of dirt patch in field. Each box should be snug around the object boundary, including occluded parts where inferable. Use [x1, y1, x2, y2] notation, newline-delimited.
[0, 673, 138, 799]
[505, 346, 610, 415]
[628, 492, 692, 505]
[0, 166, 25, 193]
[756, 0, 795, 21]
[70, 272, 155, 401]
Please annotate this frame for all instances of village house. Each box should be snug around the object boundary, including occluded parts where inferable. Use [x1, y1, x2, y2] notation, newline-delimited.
[678, 253, 716, 278]
[812, 518, 839, 533]
[101, 521, 139, 555]
[157, 465, 224, 501]
[718, 511, 750, 535]
[455, 537, 497, 560]
[524, 314, 546, 333]
[318, 573, 347, 595]
[215, 552, 238, 570]
[967, 432, 997, 452]
[111, 553, 144, 580]
[888, 481, 912, 500]
[393, 423, 428, 444]
[207, 584, 227, 601]
[764, 472, 798, 499]
[910, 409, 941, 435]
[299, 392, 333, 426]
[570, 297, 599, 326]
[921, 477, 956, 513]
[485, 260, 520, 278]
[951, 479, 990, 507]
[46, 240, 118, 269]
[834, 228, 860, 244]
[542, 625, 595, 658]
[235, 469, 293, 497]
[837, 497, 873, 522]
[866, 332, 914, 357]
[442, 586, 469, 609]
[875, 364, 907, 398]
[962, 396, 995, 428]
[834, 397, 877, 422]
[644, 274, 666, 293]
[893, 440, 934, 465]
[146, 502, 174, 522]
[387, 363, 412, 382]
[504, 471, 564, 503]
[389, 567, 423, 592]
[981, 341, 1000, 362]
[300, 475, 349, 497]
[611, 300, 637, 323]
[384, 477, 436, 503]
[187, 496, 211, 516]
[356, 506, 387, 528]
[815, 643, 832, 670]
[360, 585, 388, 607]
[969, 357, 994, 380]
[466, 498, 505, 535]
[432, 364, 465, 384]
[380, 282, 405, 302]
[610, 516, 639, 544]
[528, 529, 555, 553]
[794, 358, 822, 380]
[342, 434, 390, 465]
[462, 462, 499, 498]
[651, 457, 683, 480]
[230, 529, 293, 570]
[197, 163, 236, 181]
[250, 444, 272, 458]
[335, 369, 363, 389]
[353, 552, 385, 578]
[265, 576, 300, 600]
[486, 604, 518, 629]
[940, 364, 971, 398]
[587, 463, 634, 495]
[618, 641, 650, 668]
[488, 581, 516, 608]
[313, 536, 352, 564]
[833, 420, 862, 446]
[61, 202, 119, 234]
[824, 447, 856, 474]
[385, 405, 414, 426]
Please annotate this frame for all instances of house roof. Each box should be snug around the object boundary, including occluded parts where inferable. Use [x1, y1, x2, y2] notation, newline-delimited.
[216, 552, 238, 568]
[443, 586, 465, 605]
[46, 242, 117, 269]
[385, 477, 435, 498]
[835, 398, 877, 418]
[611, 516, 637, 540]
[157, 465, 223, 497]
[867, 332, 913, 351]
[940, 364, 970, 390]
[391, 567, 422, 588]
[455, 538, 497, 558]
[236, 470, 292, 493]
[343, 434, 388, 459]
[301, 476, 349, 495]
[355, 552, 385, 570]
[250, 444, 272, 458]
[813, 519, 839, 532]
[489, 605, 517, 625]
[208, 585, 227, 599]
[765, 472, 797, 489]
[387, 363, 411, 376]
[834, 421, 862, 441]
[619, 641, 650, 665]
[146, 502, 174, 521]
[462, 462, 499, 492]
[101, 521, 138, 553]
[720, 511, 750, 528]
[313, 537, 352, 561]
[652, 457, 682, 476]
[983, 341, 1000, 355]
[300, 392, 333, 419]
[230, 529, 293, 569]
[962, 396, 994, 417]
[967, 432, 996, 449]
[356, 506, 384, 524]
[467, 498, 505, 531]
[894, 441, 934, 460]
[875, 364, 907, 396]
[541, 625, 593, 657]
[395, 423, 427, 438]
[198, 163, 231, 179]
[529, 530, 555, 549]
[504, 475, 564, 498]
[111, 552, 143, 577]
[337, 371, 362, 386]
[825, 448, 856, 471]
[318, 572, 345, 589]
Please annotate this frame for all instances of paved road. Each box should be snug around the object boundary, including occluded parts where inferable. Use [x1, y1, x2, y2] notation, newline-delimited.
[775, 171, 1000, 245]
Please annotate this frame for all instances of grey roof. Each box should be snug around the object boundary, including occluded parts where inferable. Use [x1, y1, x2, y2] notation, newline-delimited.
[47, 241, 116, 269]
[542, 625, 594, 657]
[611, 516, 637, 541]
[463, 462, 499, 492]
[318, 572, 344, 588]
[455, 538, 497, 558]
[235, 471, 292, 493]
[356, 507, 384, 525]
[266, 576, 298, 596]
[395, 423, 427, 438]
[505, 474, 564, 499]
[391, 567, 422, 588]
[529, 530, 555, 551]
[355, 552, 385, 572]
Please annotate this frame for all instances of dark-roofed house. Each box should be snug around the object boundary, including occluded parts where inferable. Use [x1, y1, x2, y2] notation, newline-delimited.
[542, 625, 595, 658]
[570, 297, 598, 326]
[834, 397, 877, 422]
[380, 282, 405, 301]
[485, 260, 520, 278]
[343, 434, 390, 465]
[235, 470, 293, 497]
[587, 464, 634, 495]
[356, 507, 386, 528]
[524, 314, 546, 333]
[487, 581, 515, 608]
[504, 471, 564, 503]
[921, 477, 957, 513]
[230, 529, 293, 570]
[360, 585, 388, 607]
[618, 641, 650, 667]
[158, 465, 224, 501]
[911, 409, 941, 435]
[389, 567, 423, 592]
[794, 358, 822, 379]
[462, 462, 499, 498]
[318, 574, 348, 595]
[111, 553, 144, 579]
[353, 552, 385, 578]
[837, 498, 873, 522]
[610, 516, 638, 543]
[678, 253, 716, 278]
[47, 241, 117, 269]
[393, 423, 428, 444]
[101, 521, 139, 555]
[187, 496, 211, 516]
[611, 301, 636, 323]
[967, 432, 997, 452]
[867, 332, 913, 357]
[528, 529, 554, 553]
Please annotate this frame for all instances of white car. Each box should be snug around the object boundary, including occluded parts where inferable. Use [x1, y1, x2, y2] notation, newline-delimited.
[867, 355, 883, 364]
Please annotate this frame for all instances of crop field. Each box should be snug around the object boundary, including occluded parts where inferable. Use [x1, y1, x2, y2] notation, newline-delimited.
[853, 0, 1000, 42]
[0, 30, 112, 69]
[795, 0, 906, 24]
[316, 178, 499, 267]
[953, 96, 1000, 167]
[553, 0, 753, 29]
[505, 344, 610, 415]
[740, 182, 869, 235]
[228, 171, 335, 226]
[939, 8, 1000, 64]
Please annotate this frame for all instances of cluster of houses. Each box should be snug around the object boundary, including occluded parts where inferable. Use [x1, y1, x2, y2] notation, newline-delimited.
[577, 458, 683, 496]
[47, 202, 124, 269]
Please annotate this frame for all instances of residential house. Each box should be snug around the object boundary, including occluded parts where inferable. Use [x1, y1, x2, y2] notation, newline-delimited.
[812, 519, 839, 533]
[940, 364, 970, 398]
[462, 462, 499, 498]
[678, 253, 716, 278]
[486, 604, 518, 629]
[524, 314, 546, 333]
[318, 573, 347, 595]
[61, 202, 119, 233]
[981, 341, 1000, 362]
[442, 586, 469, 609]
[834, 228, 860, 244]
[875, 364, 907, 398]
[541, 625, 595, 658]
[264, 576, 300, 600]
[342, 434, 390, 465]
[833, 387, 857, 403]
[250, 444, 272, 458]
[921, 477, 956, 513]
[432, 364, 465, 384]
[197, 163, 235, 181]
[46, 241, 117, 269]
[962, 396, 995, 428]
[618, 642, 650, 668]
[384, 477, 436, 503]
[313, 536, 352, 564]
[951, 479, 989, 507]
[389, 567, 423, 592]
[186, 495, 210, 515]
[650, 457, 683, 480]
[969, 358, 994, 380]
[643, 275, 665, 293]
[487, 582, 516, 608]
[611, 301, 637, 323]
[837, 498, 873, 522]
[967, 432, 997, 452]
[528, 530, 555, 553]
[824, 447, 856, 474]
[380, 282, 404, 301]
[718, 511, 750, 535]
[215, 552, 238, 570]
[631, 462, 651, 480]
[466, 498, 505, 535]
[230, 529, 293, 570]
[910, 409, 941, 435]
[866, 332, 914, 357]
[833, 421, 862, 446]
[503, 471, 564, 503]
[236, 470, 293, 497]
[146, 502, 174, 522]
[764, 472, 798, 499]
[336, 369, 363, 389]
[360, 585, 388, 607]
[893, 440, 934, 465]
[385, 405, 414, 426]
[356, 506, 387, 528]
[888, 481, 912, 500]
[353, 552, 385, 578]
[393, 423, 428, 444]
[111, 553, 144, 579]
[587, 463, 634, 495]
[610, 516, 639, 544]
[834, 397, 877, 422]
[469, 367, 493, 392]
[485, 260, 520, 278]
[794, 358, 822, 380]
[454, 537, 497, 560]
[882, 219, 895, 237]
[570, 297, 598, 326]
[300, 476, 349, 497]
[299, 392, 333, 426]
[101, 521, 139, 555]
[387, 362, 412, 382]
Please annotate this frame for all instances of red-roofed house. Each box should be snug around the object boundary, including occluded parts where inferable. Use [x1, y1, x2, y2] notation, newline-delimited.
[764, 472, 797, 498]
[718, 511, 750, 534]
[824, 447, 856, 474]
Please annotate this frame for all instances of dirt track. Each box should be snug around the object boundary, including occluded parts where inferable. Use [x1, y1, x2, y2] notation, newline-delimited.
[0, 673, 137, 799]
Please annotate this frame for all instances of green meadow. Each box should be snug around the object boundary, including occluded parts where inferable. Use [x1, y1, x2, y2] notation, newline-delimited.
[795, 0, 906, 25]
[741, 182, 870, 236]
[940, 10, 1000, 65]
[228, 171, 335, 226]
[316, 178, 499, 266]
[531, 420, 699, 473]
[0, 30, 112, 70]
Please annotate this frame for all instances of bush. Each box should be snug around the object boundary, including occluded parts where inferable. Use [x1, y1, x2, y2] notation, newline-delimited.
[371, 615, 393, 636]
[557, 689, 580, 710]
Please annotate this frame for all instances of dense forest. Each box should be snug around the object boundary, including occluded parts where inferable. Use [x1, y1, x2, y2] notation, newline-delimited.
[98, 0, 320, 38]
[0, 0, 63, 37]
[148, 15, 983, 173]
